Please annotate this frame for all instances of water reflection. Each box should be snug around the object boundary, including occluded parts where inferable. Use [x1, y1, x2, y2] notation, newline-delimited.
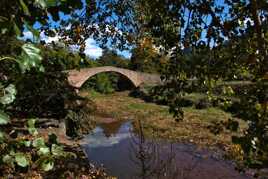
[81, 121, 131, 148]
[129, 120, 181, 179]
[81, 120, 250, 179]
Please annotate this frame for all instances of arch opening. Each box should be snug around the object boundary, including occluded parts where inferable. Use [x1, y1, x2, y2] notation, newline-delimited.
[80, 71, 136, 94]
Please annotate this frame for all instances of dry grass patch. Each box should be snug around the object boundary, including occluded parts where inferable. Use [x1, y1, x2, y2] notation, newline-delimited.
[82, 90, 247, 150]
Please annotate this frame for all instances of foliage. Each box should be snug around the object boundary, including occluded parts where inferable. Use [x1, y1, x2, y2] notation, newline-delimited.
[11, 71, 73, 118]
[130, 38, 167, 73]
[40, 44, 97, 71]
[130, 0, 268, 167]
[0, 47, 74, 172]
[0, 84, 17, 106]
[86, 73, 115, 94]
[0, 0, 84, 41]
[0, 0, 83, 175]
[0, 41, 68, 174]
[0, 118, 75, 174]
[97, 49, 129, 68]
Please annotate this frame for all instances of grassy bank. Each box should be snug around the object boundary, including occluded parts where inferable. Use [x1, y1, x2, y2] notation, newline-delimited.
[80, 90, 247, 157]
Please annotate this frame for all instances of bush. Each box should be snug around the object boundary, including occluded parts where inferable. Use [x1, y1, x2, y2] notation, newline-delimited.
[64, 97, 97, 138]
[129, 85, 156, 103]
[10, 71, 75, 119]
[195, 98, 212, 109]
[83, 73, 115, 94]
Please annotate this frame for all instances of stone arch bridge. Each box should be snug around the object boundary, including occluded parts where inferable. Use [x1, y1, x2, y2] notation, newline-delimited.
[66, 66, 161, 88]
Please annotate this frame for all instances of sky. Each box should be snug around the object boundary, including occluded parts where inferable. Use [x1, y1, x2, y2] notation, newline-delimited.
[22, 4, 132, 60]
[23, 29, 131, 59]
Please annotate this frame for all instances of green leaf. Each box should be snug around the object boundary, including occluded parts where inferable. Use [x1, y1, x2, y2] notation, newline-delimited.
[13, 22, 21, 36]
[21, 43, 42, 60]
[15, 153, 29, 167]
[41, 159, 54, 171]
[27, 119, 38, 135]
[51, 144, 64, 156]
[35, 0, 47, 9]
[0, 110, 10, 125]
[10, 150, 15, 156]
[19, 0, 31, 16]
[2, 154, 14, 165]
[33, 137, 46, 148]
[28, 127, 38, 135]
[0, 84, 17, 105]
[37, 147, 50, 156]
[1, 28, 8, 35]
[23, 140, 31, 147]
[27, 119, 36, 128]
[0, 131, 4, 143]
[35, 0, 59, 8]
[46, 0, 59, 7]
[18, 43, 43, 73]
[39, 66, 45, 72]
[255, 103, 262, 111]
[0, 16, 8, 22]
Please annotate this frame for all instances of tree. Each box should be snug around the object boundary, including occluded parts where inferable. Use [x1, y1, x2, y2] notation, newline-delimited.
[130, 37, 166, 73]
[0, 0, 85, 47]
[0, 0, 88, 175]
[97, 49, 129, 68]
[130, 0, 268, 167]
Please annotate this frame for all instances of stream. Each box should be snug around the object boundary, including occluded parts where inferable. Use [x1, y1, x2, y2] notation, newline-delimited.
[81, 120, 251, 179]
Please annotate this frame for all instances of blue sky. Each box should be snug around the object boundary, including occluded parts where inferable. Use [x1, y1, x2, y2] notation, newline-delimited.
[23, 6, 132, 59]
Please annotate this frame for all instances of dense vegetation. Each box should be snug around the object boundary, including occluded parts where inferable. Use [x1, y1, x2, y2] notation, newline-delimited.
[0, 0, 108, 177]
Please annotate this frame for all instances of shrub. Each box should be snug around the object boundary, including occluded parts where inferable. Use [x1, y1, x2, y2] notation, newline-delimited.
[195, 98, 212, 109]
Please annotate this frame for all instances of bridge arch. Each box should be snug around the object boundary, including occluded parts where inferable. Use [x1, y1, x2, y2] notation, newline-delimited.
[67, 66, 143, 88]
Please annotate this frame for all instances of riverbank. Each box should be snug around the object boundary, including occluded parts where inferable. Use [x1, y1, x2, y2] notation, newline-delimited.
[80, 90, 247, 161]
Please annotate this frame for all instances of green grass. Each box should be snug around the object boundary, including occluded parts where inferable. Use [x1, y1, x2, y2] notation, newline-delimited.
[128, 103, 150, 110]
[184, 93, 207, 102]
[81, 89, 103, 98]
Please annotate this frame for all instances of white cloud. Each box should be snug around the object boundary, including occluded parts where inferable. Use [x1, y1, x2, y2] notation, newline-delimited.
[22, 30, 103, 59]
[242, 18, 254, 26]
[40, 31, 59, 43]
[81, 126, 131, 148]
[22, 31, 34, 40]
[68, 38, 103, 59]
[84, 38, 103, 59]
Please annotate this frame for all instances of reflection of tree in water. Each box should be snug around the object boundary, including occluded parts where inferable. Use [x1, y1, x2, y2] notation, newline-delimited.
[129, 120, 200, 179]
[99, 121, 123, 137]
